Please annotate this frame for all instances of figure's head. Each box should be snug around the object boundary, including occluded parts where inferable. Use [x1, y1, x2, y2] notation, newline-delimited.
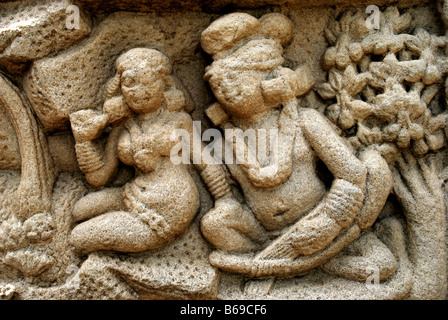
[103, 48, 194, 122]
[201, 13, 296, 119]
[116, 48, 171, 114]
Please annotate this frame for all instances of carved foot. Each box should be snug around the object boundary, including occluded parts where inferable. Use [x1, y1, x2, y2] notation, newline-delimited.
[208, 224, 360, 278]
[320, 231, 397, 282]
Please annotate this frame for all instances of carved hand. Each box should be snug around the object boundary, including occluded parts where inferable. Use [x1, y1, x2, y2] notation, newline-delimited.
[70, 109, 109, 143]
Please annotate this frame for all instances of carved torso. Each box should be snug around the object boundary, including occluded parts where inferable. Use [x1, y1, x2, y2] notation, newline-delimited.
[117, 109, 200, 236]
[226, 112, 326, 231]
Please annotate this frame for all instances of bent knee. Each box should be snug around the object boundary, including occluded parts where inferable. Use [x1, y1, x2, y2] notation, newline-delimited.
[200, 209, 237, 244]
[200, 210, 222, 242]
[200, 212, 254, 252]
[70, 211, 165, 254]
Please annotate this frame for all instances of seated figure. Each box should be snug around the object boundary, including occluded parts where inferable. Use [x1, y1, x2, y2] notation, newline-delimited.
[69, 48, 234, 255]
[199, 12, 397, 280]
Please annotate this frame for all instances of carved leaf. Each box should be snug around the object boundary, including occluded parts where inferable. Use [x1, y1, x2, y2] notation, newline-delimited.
[317, 83, 336, 99]
[382, 123, 400, 142]
[369, 62, 388, 80]
[423, 64, 443, 85]
[412, 138, 429, 156]
[336, 50, 352, 69]
[397, 128, 411, 148]
[428, 114, 447, 133]
[421, 85, 440, 105]
[400, 59, 427, 82]
[348, 42, 364, 62]
[427, 130, 445, 150]
[415, 28, 431, 46]
[324, 27, 337, 45]
[388, 37, 406, 53]
[329, 69, 343, 92]
[3, 249, 54, 277]
[405, 36, 423, 53]
[339, 11, 352, 33]
[347, 100, 373, 120]
[342, 65, 356, 90]
[326, 103, 340, 123]
[357, 123, 381, 145]
[373, 40, 389, 55]
[347, 73, 371, 96]
[362, 34, 378, 54]
[339, 109, 356, 129]
[384, 7, 400, 20]
[393, 12, 412, 34]
[409, 123, 424, 140]
[323, 47, 337, 69]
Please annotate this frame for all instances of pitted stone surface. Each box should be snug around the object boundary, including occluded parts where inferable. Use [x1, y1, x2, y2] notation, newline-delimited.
[0, 0, 448, 301]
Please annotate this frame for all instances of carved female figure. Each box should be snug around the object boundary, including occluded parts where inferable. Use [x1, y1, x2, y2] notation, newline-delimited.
[200, 13, 396, 279]
[69, 48, 233, 255]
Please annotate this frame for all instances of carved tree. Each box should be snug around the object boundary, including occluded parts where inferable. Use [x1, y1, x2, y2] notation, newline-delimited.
[0, 73, 56, 220]
[317, 7, 448, 299]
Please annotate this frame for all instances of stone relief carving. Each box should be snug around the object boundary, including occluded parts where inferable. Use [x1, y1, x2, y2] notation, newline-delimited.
[200, 11, 388, 274]
[68, 47, 203, 254]
[315, 6, 448, 299]
[0, 0, 447, 300]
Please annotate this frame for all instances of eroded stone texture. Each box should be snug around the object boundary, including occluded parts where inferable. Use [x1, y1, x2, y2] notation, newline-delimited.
[1, 0, 448, 301]
[0, 0, 91, 74]
[23, 11, 212, 132]
[0, 103, 20, 170]
[71, 0, 432, 13]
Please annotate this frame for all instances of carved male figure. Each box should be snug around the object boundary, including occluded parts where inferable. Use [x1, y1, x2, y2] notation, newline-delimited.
[200, 12, 395, 279]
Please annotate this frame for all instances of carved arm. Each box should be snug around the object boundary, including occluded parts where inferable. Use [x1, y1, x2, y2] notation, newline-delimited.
[70, 110, 121, 189]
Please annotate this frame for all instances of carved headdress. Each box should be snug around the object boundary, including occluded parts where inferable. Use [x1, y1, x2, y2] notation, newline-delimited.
[202, 13, 294, 80]
[201, 12, 294, 59]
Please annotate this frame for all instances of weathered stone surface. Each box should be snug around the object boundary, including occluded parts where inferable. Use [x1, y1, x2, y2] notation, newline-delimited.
[1, 0, 448, 302]
[23, 11, 212, 132]
[69, 0, 432, 13]
[0, 0, 91, 74]
[0, 103, 20, 170]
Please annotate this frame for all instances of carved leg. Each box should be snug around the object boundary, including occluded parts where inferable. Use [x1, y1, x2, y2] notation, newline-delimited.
[70, 211, 166, 255]
[200, 200, 269, 253]
[207, 224, 361, 277]
[72, 187, 124, 222]
[255, 149, 390, 261]
[255, 179, 364, 260]
[320, 231, 397, 282]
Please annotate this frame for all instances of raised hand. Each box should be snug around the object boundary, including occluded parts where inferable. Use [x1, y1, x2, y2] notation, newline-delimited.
[70, 109, 109, 143]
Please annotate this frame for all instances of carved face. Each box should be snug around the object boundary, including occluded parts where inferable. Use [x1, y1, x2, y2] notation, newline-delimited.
[208, 68, 268, 119]
[205, 39, 285, 119]
[119, 62, 166, 114]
